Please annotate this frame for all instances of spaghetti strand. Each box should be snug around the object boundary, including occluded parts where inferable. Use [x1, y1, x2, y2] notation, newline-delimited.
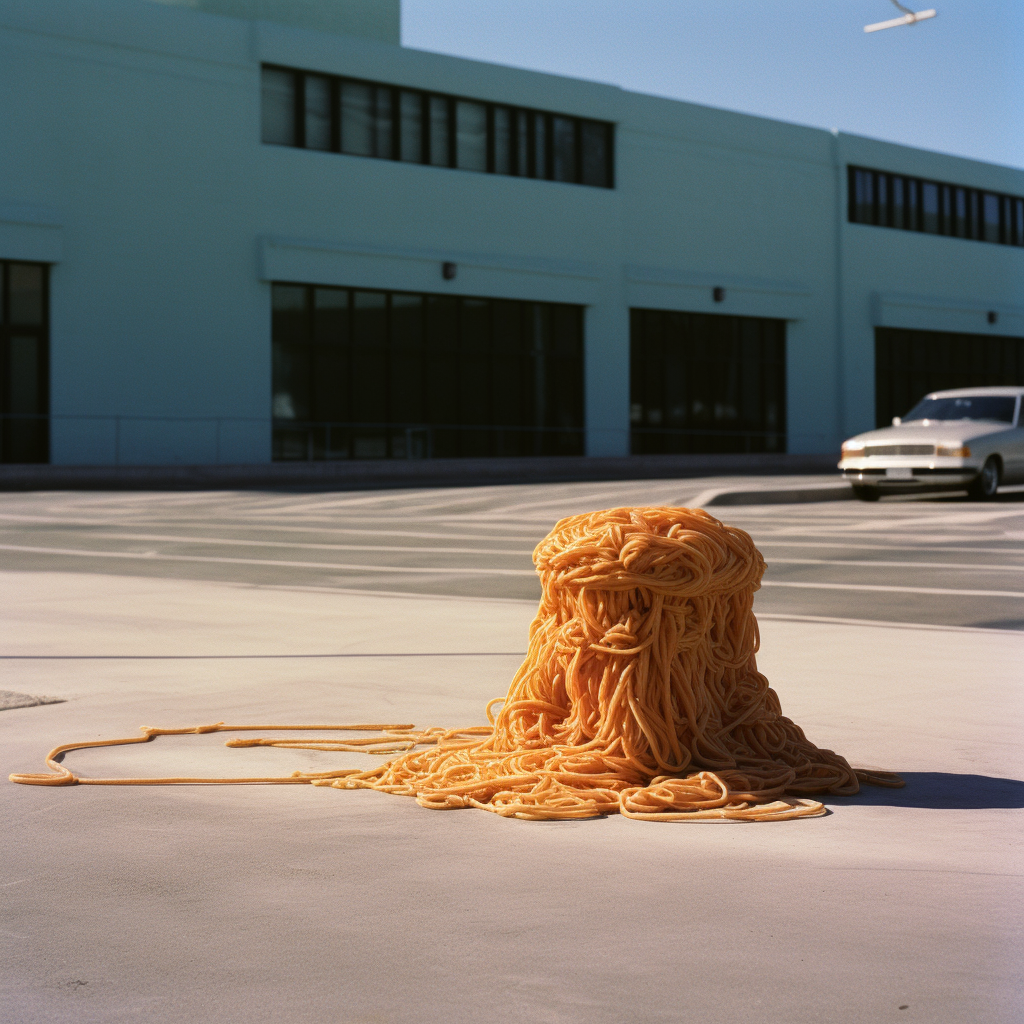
[10, 507, 901, 820]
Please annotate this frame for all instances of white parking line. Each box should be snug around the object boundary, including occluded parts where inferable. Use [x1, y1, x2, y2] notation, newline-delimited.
[757, 539, 1024, 555]
[755, 612, 1024, 635]
[769, 557, 1024, 572]
[0, 544, 538, 576]
[30, 532, 535, 557]
[760, 581, 1024, 598]
[0, 513, 544, 543]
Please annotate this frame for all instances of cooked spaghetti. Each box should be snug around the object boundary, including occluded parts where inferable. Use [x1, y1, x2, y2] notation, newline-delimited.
[10, 506, 902, 820]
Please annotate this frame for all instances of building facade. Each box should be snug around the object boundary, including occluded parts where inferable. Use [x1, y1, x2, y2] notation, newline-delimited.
[1, 0, 1022, 466]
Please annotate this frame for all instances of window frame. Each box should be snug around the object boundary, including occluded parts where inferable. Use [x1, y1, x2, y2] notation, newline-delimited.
[261, 63, 615, 189]
[848, 165, 1024, 247]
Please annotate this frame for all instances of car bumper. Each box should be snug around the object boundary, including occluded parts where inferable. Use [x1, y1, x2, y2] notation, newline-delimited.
[838, 458, 981, 491]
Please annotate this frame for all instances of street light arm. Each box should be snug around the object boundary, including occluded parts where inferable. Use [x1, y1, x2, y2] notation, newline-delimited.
[864, 6, 937, 32]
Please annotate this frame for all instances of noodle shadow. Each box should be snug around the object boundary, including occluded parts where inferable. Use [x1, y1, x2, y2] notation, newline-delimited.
[828, 773, 1024, 810]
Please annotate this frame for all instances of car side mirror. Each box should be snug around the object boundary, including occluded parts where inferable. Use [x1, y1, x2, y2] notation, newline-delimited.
[891, 416, 902, 426]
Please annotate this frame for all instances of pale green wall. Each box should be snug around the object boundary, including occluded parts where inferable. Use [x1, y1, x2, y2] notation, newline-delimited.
[0, 0, 1021, 465]
[147, 0, 399, 44]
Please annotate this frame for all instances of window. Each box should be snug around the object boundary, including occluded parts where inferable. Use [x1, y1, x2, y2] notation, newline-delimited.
[399, 91, 422, 163]
[341, 81, 374, 157]
[303, 74, 332, 151]
[849, 166, 1024, 247]
[428, 95, 451, 167]
[875, 327, 1024, 428]
[261, 67, 296, 146]
[552, 116, 576, 183]
[852, 168, 873, 224]
[271, 283, 584, 460]
[492, 106, 512, 175]
[261, 65, 615, 188]
[630, 309, 786, 454]
[983, 192, 1001, 243]
[1, 261, 49, 463]
[921, 182, 939, 234]
[455, 100, 487, 172]
[891, 175, 905, 229]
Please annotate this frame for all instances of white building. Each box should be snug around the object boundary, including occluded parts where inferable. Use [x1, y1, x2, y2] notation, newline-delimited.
[1, 0, 1022, 467]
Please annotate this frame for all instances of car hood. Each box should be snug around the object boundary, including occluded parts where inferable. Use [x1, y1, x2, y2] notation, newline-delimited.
[848, 422, 1013, 445]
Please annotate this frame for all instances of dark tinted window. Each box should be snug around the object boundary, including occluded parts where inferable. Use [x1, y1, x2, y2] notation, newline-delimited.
[875, 327, 1024, 427]
[373, 87, 394, 160]
[1, 261, 49, 463]
[262, 65, 615, 188]
[456, 100, 487, 172]
[533, 112, 548, 179]
[429, 96, 451, 167]
[304, 74, 332, 151]
[983, 193, 1001, 243]
[953, 187, 967, 237]
[552, 116, 576, 183]
[849, 166, 1022, 247]
[891, 175, 905, 228]
[8, 263, 44, 325]
[399, 90, 422, 163]
[271, 284, 584, 459]
[853, 168, 873, 224]
[492, 106, 511, 175]
[515, 110, 530, 177]
[261, 67, 295, 146]
[630, 308, 786, 454]
[340, 81, 373, 156]
[876, 173, 889, 226]
[580, 121, 610, 187]
[921, 182, 939, 233]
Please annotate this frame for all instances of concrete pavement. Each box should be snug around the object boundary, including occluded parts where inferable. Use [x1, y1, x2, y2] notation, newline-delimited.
[3, 564, 1023, 1024]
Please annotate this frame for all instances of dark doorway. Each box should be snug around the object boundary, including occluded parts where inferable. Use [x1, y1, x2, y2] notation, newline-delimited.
[630, 308, 786, 454]
[1, 261, 49, 464]
[875, 326, 1024, 427]
[271, 283, 584, 460]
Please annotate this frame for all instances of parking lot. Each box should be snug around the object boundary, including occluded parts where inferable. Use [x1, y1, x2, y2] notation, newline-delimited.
[2, 480, 1023, 1024]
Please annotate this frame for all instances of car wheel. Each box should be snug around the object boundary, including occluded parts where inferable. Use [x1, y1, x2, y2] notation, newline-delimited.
[967, 456, 1000, 500]
[851, 485, 880, 502]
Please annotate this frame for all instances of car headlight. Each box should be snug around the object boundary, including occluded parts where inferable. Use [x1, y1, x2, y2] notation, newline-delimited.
[841, 441, 865, 457]
[935, 444, 971, 457]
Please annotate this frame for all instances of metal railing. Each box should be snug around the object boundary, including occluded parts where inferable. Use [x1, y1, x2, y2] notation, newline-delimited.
[271, 420, 586, 461]
[0, 413, 269, 465]
[630, 425, 788, 454]
[2, 414, 837, 465]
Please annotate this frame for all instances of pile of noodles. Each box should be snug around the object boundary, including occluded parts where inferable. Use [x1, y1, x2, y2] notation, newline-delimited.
[10, 506, 901, 820]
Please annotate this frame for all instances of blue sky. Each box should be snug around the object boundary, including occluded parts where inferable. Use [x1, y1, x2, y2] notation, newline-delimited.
[402, 0, 1023, 170]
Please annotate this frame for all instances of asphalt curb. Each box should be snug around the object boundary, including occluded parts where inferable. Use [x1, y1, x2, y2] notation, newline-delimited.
[0, 452, 841, 493]
[699, 482, 854, 506]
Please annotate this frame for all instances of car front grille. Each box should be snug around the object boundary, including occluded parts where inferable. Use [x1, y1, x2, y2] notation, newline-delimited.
[864, 444, 934, 456]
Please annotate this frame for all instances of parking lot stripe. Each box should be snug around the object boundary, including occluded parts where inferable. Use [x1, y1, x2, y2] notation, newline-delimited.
[0, 544, 537, 576]
[760, 581, 1024, 598]
[768, 557, 1024, 572]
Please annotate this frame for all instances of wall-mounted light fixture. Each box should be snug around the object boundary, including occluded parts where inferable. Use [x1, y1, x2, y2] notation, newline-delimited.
[712, 286, 725, 303]
[442, 262, 457, 281]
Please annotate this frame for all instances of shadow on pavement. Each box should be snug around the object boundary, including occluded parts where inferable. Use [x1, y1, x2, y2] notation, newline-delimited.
[828, 772, 1024, 809]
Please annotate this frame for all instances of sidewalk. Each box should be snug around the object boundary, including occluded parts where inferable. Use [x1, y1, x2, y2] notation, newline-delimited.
[0, 451, 840, 492]
[3, 569, 1021, 1024]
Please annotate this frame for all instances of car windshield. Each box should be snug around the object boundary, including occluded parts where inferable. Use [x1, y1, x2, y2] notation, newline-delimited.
[902, 396, 1017, 424]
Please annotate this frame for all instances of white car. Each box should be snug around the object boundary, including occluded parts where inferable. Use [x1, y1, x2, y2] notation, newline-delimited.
[839, 386, 1024, 501]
